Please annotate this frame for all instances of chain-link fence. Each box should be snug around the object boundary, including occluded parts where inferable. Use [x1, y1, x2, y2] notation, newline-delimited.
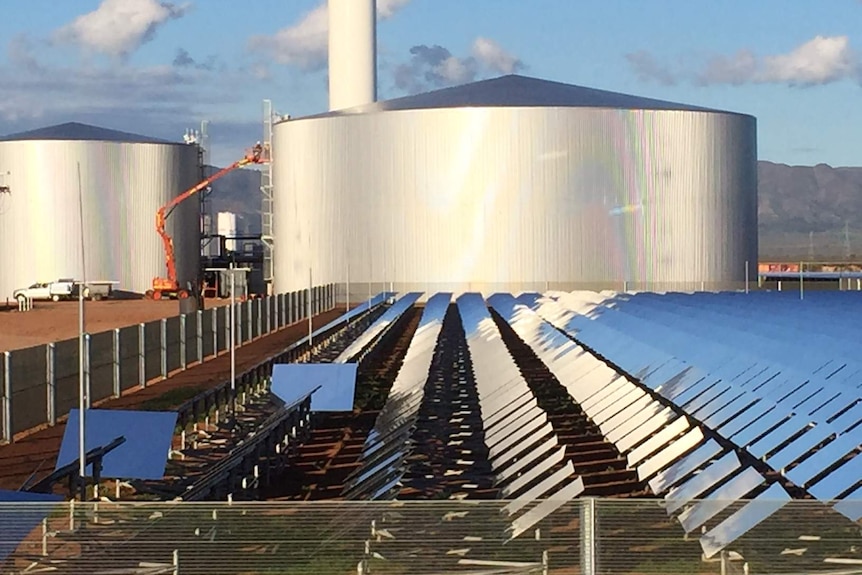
[1, 499, 860, 574]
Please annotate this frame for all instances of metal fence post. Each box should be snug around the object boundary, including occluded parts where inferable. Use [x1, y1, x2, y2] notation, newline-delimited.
[84, 334, 91, 409]
[288, 293, 293, 324]
[138, 323, 146, 388]
[2, 351, 10, 443]
[257, 298, 263, 338]
[580, 498, 598, 575]
[246, 300, 253, 341]
[236, 301, 243, 345]
[112, 329, 120, 398]
[196, 310, 203, 363]
[212, 307, 218, 357]
[223, 304, 230, 354]
[180, 314, 187, 370]
[264, 296, 270, 334]
[47, 343, 56, 425]
[160, 318, 167, 379]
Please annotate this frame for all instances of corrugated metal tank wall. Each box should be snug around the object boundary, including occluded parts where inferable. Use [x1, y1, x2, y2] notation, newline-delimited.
[0, 141, 200, 297]
[272, 107, 757, 293]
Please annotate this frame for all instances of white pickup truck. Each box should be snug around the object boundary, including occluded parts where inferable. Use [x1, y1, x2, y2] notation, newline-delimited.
[12, 279, 117, 303]
[13, 280, 75, 303]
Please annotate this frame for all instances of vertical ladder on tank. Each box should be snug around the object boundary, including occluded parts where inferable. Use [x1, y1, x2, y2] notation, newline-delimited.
[261, 99, 275, 294]
[197, 121, 215, 259]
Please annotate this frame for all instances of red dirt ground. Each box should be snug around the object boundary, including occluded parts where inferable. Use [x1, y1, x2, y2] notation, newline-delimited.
[0, 298, 231, 352]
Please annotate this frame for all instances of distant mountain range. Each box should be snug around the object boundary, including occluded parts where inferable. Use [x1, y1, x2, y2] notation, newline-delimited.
[203, 165, 263, 236]
[758, 161, 862, 260]
[205, 162, 862, 261]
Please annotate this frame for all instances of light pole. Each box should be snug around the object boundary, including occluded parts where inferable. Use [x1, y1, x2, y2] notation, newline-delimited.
[76, 163, 87, 501]
[229, 262, 236, 416]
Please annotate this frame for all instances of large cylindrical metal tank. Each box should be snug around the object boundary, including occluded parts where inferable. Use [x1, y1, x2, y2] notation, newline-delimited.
[328, 0, 376, 111]
[272, 75, 758, 294]
[0, 123, 201, 298]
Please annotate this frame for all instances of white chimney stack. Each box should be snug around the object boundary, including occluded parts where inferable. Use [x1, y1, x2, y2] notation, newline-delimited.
[328, 0, 377, 111]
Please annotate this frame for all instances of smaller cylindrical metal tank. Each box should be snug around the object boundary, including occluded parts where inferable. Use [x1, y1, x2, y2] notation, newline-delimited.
[0, 122, 201, 298]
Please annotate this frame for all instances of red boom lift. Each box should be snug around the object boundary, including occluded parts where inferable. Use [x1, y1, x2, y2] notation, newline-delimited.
[146, 144, 268, 300]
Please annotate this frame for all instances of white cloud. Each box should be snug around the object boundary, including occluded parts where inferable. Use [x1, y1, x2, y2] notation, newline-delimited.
[377, 0, 411, 19]
[248, 0, 412, 70]
[627, 35, 860, 87]
[54, 0, 190, 58]
[391, 38, 526, 95]
[248, 3, 328, 70]
[437, 55, 475, 84]
[697, 50, 759, 85]
[624, 50, 676, 86]
[7, 34, 44, 74]
[471, 37, 523, 75]
[758, 35, 857, 85]
[0, 37, 261, 158]
[1, 17, 295, 169]
[0, 63, 261, 167]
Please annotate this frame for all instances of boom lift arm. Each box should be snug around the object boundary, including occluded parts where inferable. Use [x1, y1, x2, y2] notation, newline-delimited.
[148, 144, 268, 300]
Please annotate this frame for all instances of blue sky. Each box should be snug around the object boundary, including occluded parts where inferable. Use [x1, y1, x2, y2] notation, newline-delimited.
[1, 0, 860, 167]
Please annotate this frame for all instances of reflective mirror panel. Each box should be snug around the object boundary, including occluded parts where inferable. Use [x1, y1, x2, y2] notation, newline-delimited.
[699, 483, 791, 559]
[677, 467, 764, 533]
[57, 409, 177, 480]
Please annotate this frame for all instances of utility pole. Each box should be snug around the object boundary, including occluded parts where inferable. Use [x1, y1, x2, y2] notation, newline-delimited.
[76, 163, 88, 501]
